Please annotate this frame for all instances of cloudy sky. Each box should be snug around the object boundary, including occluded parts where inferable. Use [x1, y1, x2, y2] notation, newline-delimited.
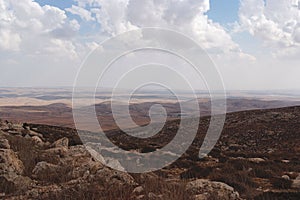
[0, 0, 299, 90]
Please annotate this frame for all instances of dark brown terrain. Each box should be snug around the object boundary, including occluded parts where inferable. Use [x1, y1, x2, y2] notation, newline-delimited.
[0, 106, 300, 199]
[0, 98, 299, 131]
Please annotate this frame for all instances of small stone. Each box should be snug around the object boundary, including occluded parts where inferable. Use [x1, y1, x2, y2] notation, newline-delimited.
[148, 192, 162, 200]
[132, 186, 144, 195]
[247, 158, 265, 163]
[281, 160, 290, 163]
[89, 162, 103, 174]
[136, 195, 145, 200]
[282, 175, 290, 180]
[83, 170, 90, 179]
[193, 194, 207, 200]
[24, 134, 31, 139]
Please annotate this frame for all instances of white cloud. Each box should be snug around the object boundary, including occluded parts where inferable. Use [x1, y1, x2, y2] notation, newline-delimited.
[0, 29, 21, 51]
[66, 5, 94, 21]
[90, 0, 137, 36]
[74, 0, 241, 53]
[238, 0, 300, 58]
[0, 0, 81, 60]
[7, 0, 300, 89]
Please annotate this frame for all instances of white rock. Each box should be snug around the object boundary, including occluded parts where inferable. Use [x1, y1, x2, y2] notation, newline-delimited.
[282, 175, 290, 180]
[31, 136, 43, 144]
[186, 179, 241, 200]
[51, 137, 69, 148]
[247, 158, 265, 163]
[132, 186, 144, 195]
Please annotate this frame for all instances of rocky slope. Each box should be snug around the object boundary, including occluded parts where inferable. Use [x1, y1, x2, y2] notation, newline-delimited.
[0, 120, 240, 200]
[1, 106, 300, 199]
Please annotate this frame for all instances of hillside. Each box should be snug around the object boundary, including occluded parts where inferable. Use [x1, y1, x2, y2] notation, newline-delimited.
[0, 106, 300, 199]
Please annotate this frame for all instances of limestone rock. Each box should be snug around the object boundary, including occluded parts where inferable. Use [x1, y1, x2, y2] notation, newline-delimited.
[132, 186, 144, 195]
[28, 130, 43, 139]
[0, 172, 32, 194]
[247, 158, 265, 163]
[86, 146, 125, 171]
[0, 148, 29, 194]
[32, 161, 61, 181]
[44, 147, 68, 158]
[31, 136, 43, 144]
[94, 167, 137, 187]
[281, 175, 290, 180]
[186, 179, 241, 200]
[0, 149, 24, 174]
[0, 139, 10, 149]
[51, 137, 69, 148]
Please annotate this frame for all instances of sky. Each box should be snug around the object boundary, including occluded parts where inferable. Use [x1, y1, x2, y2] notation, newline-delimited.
[0, 0, 300, 90]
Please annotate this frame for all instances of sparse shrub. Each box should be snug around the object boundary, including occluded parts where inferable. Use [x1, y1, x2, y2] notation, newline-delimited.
[140, 146, 156, 153]
[209, 165, 256, 196]
[180, 166, 213, 179]
[0, 177, 15, 194]
[271, 177, 292, 189]
[229, 159, 251, 171]
[251, 168, 274, 179]
[210, 172, 247, 193]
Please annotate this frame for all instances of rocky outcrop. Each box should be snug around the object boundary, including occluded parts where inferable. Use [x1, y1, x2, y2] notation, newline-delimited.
[0, 145, 29, 194]
[186, 179, 241, 200]
[0, 149, 24, 174]
[32, 161, 62, 181]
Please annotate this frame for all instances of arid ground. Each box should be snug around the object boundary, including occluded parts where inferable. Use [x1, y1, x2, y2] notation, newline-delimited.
[0, 88, 300, 199]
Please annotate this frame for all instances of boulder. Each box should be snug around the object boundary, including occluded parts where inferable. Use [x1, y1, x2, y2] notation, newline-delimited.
[86, 146, 125, 171]
[186, 179, 241, 200]
[0, 139, 10, 149]
[94, 167, 137, 187]
[32, 161, 61, 182]
[31, 136, 43, 144]
[0, 172, 32, 194]
[0, 148, 29, 194]
[51, 137, 69, 148]
[0, 149, 24, 174]
[28, 130, 43, 139]
[44, 147, 68, 158]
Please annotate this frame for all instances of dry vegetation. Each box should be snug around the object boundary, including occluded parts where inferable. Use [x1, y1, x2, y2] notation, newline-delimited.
[1, 106, 300, 199]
